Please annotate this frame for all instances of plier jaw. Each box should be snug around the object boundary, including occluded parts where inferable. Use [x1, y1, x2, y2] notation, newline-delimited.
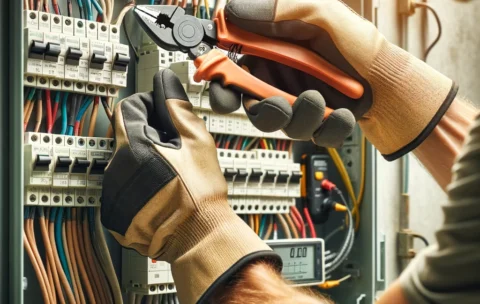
[134, 5, 217, 58]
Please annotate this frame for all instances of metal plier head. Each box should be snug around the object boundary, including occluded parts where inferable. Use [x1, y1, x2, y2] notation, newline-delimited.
[134, 5, 218, 59]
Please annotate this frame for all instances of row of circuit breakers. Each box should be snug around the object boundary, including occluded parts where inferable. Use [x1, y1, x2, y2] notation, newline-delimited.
[24, 10, 130, 97]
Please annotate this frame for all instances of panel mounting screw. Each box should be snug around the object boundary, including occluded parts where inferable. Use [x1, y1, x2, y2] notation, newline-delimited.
[207, 24, 213, 31]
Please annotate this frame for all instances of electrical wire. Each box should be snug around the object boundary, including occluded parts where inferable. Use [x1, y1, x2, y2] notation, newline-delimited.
[413, 2, 442, 61]
[74, 96, 94, 135]
[412, 233, 430, 247]
[276, 214, 292, 239]
[41, 208, 65, 304]
[123, 11, 140, 62]
[259, 214, 267, 238]
[34, 93, 43, 132]
[254, 214, 260, 235]
[114, 1, 135, 26]
[248, 214, 254, 230]
[87, 209, 114, 304]
[45, 90, 53, 133]
[61, 92, 69, 135]
[24, 90, 38, 131]
[101, 97, 113, 122]
[135, 294, 144, 304]
[72, 209, 96, 304]
[263, 215, 273, 240]
[291, 206, 306, 238]
[25, 208, 53, 304]
[83, 209, 109, 304]
[55, 208, 73, 288]
[303, 207, 317, 238]
[66, 209, 86, 304]
[324, 225, 345, 243]
[285, 213, 299, 239]
[63, 210, 81, 303]
[49, 208, 76, 303]
[92, 208, 123, 303]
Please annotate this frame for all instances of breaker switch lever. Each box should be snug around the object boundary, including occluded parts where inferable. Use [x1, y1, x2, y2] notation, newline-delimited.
[112, 53, 130, 72]
[66, 47, 83, 65]
[223, 168, 238, 181]
[55, 156, 72, 173]
[29, 40, 47, 59]
[34, 155, 52, 171]
[277, 170, 290, 183]
[235, 169, 248, 183]
[44, 42, 61, 62]
[263, 170, 277, 183]
[90, 51, 107, 69]
[90, 159, 109, 175]
[248, 169, 263, 183]
[289, 171, 303, 183]
[71, 158, 91, 174]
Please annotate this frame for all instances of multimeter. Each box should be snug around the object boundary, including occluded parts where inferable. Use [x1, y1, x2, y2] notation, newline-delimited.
[266, 238, 325, 286]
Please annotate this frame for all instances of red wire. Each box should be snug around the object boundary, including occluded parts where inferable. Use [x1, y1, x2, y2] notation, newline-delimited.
[74, 121, 80, 136]
[96, 15, 102, 22]
[259, 139, 266, 150]
[291, 206, 306, 238]
[45, 90, 53, 133]
[289, 208, 302, 232]
[236, 137, 243, 150]
[303, 207, 317, 238]
[282, 140, 287, 151]
[225, 140, 231, 149]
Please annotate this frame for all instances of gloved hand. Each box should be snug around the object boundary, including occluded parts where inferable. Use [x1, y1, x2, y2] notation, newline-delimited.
[209, 0, 458, 160]
[101, 70, 281, 304]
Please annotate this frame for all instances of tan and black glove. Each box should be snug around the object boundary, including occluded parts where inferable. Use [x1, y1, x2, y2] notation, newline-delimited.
[209, 0, 458, 160]
[101, 70, 281, 304]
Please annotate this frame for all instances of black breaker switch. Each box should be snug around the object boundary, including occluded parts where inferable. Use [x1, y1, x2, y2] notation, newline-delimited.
[289, 171, 303, 183]
[55, 156, 72, 173]
[277, 170, 290, 184]
[29, 40, 47, 59]
[66, 47, 83, 65]
[34, 155, 52, 171]
[90, 51, 107, 69]
[44, 42, 61, 62]
[112, 53, 130, 72]
[223, 168, 238, 181]
[248, 169, 263, 183]
[90, 159, 109, 175]
[263, 170, 277, 183]
[235, 169, 248, 183]
[71, 158, 91, 174]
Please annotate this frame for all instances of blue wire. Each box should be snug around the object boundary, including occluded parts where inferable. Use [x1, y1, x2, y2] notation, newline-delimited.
[55, 208, 73, 288]
[76, 0, 84, 18]
[76, 96, 94, 122]
[61, 92, 69, 135]
[149, 0, 155, 4]
[91, 0, 103, 15]
[259, 215, 267, 238]
[67, 126, 74, 136]
[84, 0, 93, 20]
[242, 138, 251, 151]
[24, 206, 30, 220]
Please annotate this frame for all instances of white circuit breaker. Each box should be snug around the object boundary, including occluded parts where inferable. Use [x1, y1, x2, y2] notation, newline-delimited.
[24, 132, 114, 207]
[23, 10, 129, 97]
[122, 249, 177, 296]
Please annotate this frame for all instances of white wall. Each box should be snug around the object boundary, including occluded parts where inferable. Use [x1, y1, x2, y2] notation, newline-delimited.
[374, 0, 480, 284]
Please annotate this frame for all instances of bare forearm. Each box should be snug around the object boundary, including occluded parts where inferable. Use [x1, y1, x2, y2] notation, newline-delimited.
[212, 262, 332, 304]
[414, 99, 478, 190]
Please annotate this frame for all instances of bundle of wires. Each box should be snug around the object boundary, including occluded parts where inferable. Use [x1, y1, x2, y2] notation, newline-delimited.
[324, 189, 355, 276]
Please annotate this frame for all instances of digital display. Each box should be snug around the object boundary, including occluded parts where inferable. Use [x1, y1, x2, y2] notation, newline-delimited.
[274, 245, 315, 281]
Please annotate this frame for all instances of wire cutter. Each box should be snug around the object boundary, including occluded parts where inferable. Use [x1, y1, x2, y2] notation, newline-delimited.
[134, 5, 365, 119]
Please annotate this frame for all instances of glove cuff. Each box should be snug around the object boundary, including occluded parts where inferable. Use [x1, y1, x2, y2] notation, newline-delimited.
[167, 202, 282, 304]
[361, 41, 458, 160]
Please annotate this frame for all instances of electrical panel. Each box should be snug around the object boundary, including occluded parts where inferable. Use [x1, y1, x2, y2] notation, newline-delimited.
[18, 1, 381, 304]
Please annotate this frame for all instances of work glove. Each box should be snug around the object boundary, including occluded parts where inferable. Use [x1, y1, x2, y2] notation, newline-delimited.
[209, 0, 458, 160]
[101, 70, 281, 304]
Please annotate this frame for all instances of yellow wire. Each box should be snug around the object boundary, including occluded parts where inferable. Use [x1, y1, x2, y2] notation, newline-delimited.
[327, 133, 366, 231]
[204, 0, 210, 19]
[262, 139, 269, 150]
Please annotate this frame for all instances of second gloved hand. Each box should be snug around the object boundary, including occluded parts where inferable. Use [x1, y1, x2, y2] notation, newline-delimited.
[209, 0, 458, 160]
[101, 70, 281, 304]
